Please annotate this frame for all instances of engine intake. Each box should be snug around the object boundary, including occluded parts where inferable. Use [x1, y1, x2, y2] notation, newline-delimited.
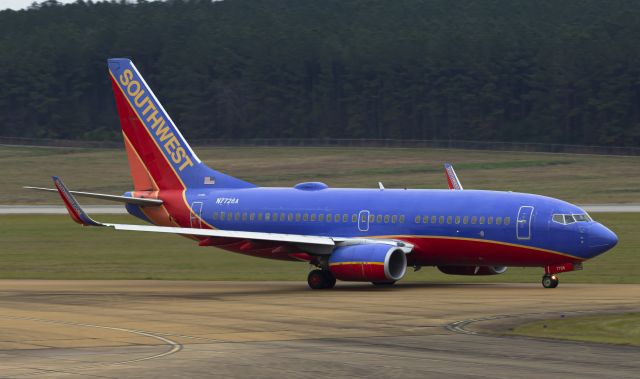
[437, 265, 508, 276]
[329, 244, 407, 282]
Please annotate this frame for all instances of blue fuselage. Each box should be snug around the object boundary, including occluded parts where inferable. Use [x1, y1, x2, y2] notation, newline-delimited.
[144, 185, 620, 267]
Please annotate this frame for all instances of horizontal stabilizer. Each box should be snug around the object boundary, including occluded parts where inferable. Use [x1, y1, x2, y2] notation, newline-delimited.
[24, 186, 163, 206]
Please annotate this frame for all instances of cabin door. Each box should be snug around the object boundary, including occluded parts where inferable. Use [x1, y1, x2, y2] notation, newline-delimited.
[517, 206, 534, 240]
[358, 210, 370, 232]
[190, 201, 203, 228]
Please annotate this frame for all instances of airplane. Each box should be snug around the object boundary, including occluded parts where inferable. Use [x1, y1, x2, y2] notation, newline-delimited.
[27, 58, 618, 290]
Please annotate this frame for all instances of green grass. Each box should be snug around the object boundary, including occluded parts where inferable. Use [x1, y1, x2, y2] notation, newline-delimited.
[0, 213, 636, 281]
[508, 313, 640, 346]
[2, 145, 640, 204]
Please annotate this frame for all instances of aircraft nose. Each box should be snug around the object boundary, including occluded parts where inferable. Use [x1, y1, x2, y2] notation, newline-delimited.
[587, 223, 618, 257]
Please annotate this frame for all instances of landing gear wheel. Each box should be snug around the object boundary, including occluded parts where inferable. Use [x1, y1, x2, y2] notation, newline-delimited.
[308, 270, 327, 289]
[542, 274, 559, 288]
[323, 271, 336, 289]
[372, 281, 396, 287]
[308, 269, 336, 289]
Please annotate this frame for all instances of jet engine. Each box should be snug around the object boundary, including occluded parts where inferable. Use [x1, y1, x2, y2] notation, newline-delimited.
[329, 244, 407, 282]
[437, 265, 508, 275]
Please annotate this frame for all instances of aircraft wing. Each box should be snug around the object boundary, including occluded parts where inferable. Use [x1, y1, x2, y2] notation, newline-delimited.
[51, 176, 411, 254]
[444, 163, 463, 190]
[24, 185, 162, 206]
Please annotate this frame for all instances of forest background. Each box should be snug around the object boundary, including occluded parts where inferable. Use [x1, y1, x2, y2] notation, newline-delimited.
[1, 0, 639, 147]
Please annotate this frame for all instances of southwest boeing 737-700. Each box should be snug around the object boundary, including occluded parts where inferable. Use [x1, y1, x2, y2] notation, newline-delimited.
[27, 58, 618, 289]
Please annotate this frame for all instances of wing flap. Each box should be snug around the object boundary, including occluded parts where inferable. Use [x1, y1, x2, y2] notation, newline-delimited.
[105, 223, 336, 246]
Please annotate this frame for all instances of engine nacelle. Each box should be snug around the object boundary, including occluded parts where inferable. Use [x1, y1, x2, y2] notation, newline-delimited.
[437, 265, 508, 276]
[329, 244, 407, 282]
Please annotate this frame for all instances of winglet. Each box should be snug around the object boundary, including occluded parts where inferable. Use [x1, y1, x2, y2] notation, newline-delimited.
[444, 163, 463, 190]
[52, 177, 103, 226]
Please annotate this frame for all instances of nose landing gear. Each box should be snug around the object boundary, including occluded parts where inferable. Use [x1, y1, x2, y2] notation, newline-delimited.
[541, 274, 559, 288]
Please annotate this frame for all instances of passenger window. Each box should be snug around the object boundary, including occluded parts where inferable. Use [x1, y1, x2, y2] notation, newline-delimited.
[303, 213, 309, 221]
[423, 216, 429, 224]
[488, 216, 493, 225]
[242, 212, 247, 221]
[257, 213, 263, 221]
[496, 217, 502, 225]
[447, 216, 452, 224]
[377, 214, 383, 223]
[334, 214, 340, 222]
[479, 216, 485, 224]
[431, 216, 437, 224]
[273, 212, 278, 221]
[399, 215, 405, 223]
[220, 212, 226, 220]
[439, 216, 444, 224]
[234, 212, 240, 221]
[213, 212, 218, 220]
[352, 214, 357, 223]
[384, 215, 390, 223]
[471, 216, 477, 224]
[265, 213, 271, 221]
[455, 216, 460, 224]
[250, 212, 255, 221]
[311, 213, 317, 221]
[463, 216, 469, 224]
[295, 213, 301, 222]
[369, 215, 374, 222]
[288, 213, 293, 222]
[392, 215, 397, 223]
[326, 213, 332, 222]
[280, 213, 286, 222]
[227, 212, 232, 220]
[319, 214, 325, 222]
[415, 215, 421, 223]
[343, 214, 348, 222]
[505, 217, 510, 225]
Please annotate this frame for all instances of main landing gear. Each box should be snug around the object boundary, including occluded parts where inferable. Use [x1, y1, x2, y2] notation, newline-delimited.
[307, 269, 336, 290]
[541, 274, 559, 288]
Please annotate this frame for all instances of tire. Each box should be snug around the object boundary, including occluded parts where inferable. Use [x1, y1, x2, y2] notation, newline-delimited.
[308, 269, 327, 290]
[542, 275, 559, 288]
[323, 271, 337, 289]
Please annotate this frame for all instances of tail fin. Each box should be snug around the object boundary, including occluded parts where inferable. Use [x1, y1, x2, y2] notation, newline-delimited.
[107, 58, 255, 191]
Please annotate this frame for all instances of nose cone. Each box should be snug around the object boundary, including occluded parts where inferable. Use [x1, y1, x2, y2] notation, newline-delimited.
[587, 223, 618, 258]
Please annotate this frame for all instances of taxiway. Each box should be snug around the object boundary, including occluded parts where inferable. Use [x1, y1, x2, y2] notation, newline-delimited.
[0, 281, 638, 378]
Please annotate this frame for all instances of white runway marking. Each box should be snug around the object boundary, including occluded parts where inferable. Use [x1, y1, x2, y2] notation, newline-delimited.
[0, 315, 183, 367]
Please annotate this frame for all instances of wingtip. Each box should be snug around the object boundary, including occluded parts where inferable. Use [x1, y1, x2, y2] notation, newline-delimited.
[51, 176, 102, 227]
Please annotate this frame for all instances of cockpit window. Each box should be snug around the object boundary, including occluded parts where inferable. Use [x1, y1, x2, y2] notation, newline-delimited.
[552, 213, 592, 225]
[573, 214, 592, 222]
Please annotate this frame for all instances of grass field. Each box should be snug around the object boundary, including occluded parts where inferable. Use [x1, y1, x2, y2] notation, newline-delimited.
[0, 213, 636, 282]
[2, 145, 640, 204]
[509, 313, 640, 346]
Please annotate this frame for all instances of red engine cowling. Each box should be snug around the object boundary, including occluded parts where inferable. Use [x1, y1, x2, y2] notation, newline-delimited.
[437, 265, 508, 275]
[328, 244, 407, 282]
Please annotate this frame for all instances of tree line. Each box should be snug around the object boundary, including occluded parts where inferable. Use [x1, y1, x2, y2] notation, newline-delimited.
[1, 0, 639, 146]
